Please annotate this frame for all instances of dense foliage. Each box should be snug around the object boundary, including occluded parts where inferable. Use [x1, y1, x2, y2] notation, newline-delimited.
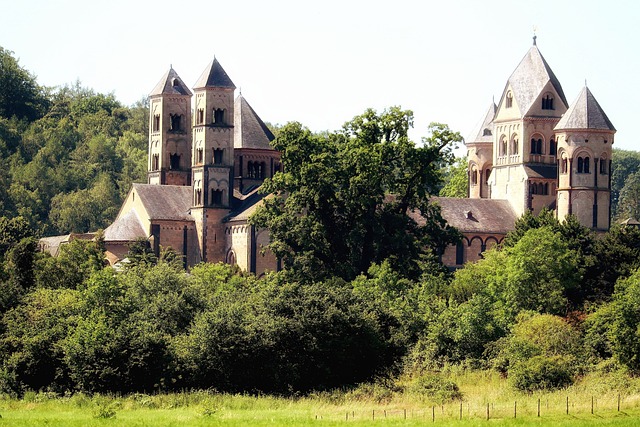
[0, 48, 148, 236]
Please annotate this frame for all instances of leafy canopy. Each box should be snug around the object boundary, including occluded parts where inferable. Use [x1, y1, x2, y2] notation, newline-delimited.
[251, 107, 462, 282]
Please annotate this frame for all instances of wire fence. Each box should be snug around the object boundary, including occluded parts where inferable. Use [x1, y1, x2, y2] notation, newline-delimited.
[315, 393, 640, 422]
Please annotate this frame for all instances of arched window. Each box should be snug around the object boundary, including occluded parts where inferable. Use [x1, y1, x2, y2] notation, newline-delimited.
[584, 156, 590, 173]
[530, 183, 537, 194]
[500, 136, 507, 156]
[577, 156, 591, 174]
[152, 154, 159, 171]
[562, 158, 568, 174]
[169, 153, 180, 170]
[471, 167, 478, 185]
[530, 138, 543, 154]
[549, 138, 556, 156]
[197, 108, 204, 124]
[213, 108, 225, 125]
[510, 135, 519, 155]
[542, 94, 555, 110]
[260, 162, 267, 179]
[600, 158, 608, 174]
[211, 189, 223, 206]
[485, 168, 491, 180]
[506, 92, 513, 108]
[152, 114, 160, 132]
[213, 148, 224, 165]
[537, 183, 544, 195]
[196, 148, 203, 164]
[169, 114, 182, 131]
[544, 183, 549, 195]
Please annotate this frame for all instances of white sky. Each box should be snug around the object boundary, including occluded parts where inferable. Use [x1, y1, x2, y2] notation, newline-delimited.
[2, 0, 639, 152]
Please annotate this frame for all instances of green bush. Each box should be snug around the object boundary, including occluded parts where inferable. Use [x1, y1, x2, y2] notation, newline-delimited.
[508, 355, 573, 392]
[407, 374, 462, 403]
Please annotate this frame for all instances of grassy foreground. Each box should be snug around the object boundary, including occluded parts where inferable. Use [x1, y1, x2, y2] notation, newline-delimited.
[2, 370, 640, 426]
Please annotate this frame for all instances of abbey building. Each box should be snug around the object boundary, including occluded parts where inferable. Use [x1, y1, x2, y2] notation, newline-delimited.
[437, 38, 615, 267]
[95, 39, 616, 271]
[102, 59, 280, 274]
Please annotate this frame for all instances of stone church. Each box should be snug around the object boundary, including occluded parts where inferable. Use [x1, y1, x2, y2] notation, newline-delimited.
[102, 59, 280, 275]
[437, 37, 615, 267]
[88, 38, 614, 272]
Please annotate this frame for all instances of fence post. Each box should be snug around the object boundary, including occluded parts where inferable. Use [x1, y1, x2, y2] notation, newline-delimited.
[432, 406, 435, 422]
[514, 401, 517, 418]
[566, 396, 569, 415]
[486, 402, 490, 420]
[537, 398, 540, 417]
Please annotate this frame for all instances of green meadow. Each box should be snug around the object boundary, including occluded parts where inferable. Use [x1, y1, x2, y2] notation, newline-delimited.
[2, 370, 640, 426]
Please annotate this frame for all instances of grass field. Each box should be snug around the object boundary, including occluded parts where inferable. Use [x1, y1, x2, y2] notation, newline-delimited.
[2, 370, 640, 426]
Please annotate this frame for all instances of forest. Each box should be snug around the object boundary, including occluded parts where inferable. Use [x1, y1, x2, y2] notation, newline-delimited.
[2, 46, 640, 399]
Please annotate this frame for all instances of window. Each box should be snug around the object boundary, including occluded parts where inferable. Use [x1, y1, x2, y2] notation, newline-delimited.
[549, 138, 556, 156]
[506, 92, 513, 108]
[260, 162, 267, 179]
[470, 168, 478, 185]
[195, 188, 202, 205]
[561, 158, 568, 174]
[196, 148, 203, 164]
[510, 136, 519, 155]
[600, 158, 608, 174]
[577, 156, 591, 174]
[211, 189, 223, 205]
[500, 136, 507, 156]
[152, 114, 160, 132]
[530, 138, 543, 154]
[213, 108, 225, 125]
[455, 242, 464, 265]
[542, 94, 555, 110]
[152, 154, 159, 171]
[247, 161, 255, 178]
[197, 108, 204, 124]
[485, 168, 491, 180]
[169, 153, 180, 170]
[169, 114, 182, 131]
[213, 148, 224, 165]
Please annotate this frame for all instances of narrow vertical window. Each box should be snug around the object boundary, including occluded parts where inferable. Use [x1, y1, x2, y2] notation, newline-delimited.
[197, 109, 204, 124]
[506, 92, 513, 108]
[213, 148, 224, 165]
[152, 114, 160, 132]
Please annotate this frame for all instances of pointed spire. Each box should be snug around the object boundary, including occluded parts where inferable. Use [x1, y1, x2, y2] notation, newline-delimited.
[194, 58, 236, 90]
[555, 86, 615, 131]
[150, 67, 192, 96]
[234, 95, 275, 150]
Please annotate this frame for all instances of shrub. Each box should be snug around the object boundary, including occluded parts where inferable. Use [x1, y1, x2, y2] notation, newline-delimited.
[407, 374, 462, 403]
[508, 355, 573, 392]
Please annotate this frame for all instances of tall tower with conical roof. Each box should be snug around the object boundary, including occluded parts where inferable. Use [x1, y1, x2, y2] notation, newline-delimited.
[489, 39, 568, 216]
[147, 68, 193, 186]
[190, 58, 236, 263]
[555, 86, 616, 230]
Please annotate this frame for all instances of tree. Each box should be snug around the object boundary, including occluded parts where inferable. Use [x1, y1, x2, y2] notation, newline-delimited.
[611, 149, 640, 217]
[251, 108, 462, 282]
[0, 47, 49, 122]
[617, 170, 640, 221]
[439, 156, 468, 198]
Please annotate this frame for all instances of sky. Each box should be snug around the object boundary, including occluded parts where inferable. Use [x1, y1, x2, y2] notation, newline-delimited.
[2, 0, 639, 152]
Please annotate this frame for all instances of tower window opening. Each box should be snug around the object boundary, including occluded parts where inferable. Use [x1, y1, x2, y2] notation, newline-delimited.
[213, 108, 225, 125]
[197, 108, 204, 124]
[152, 154, 159, 171]
[169, 114, 182, 131]
[260, 161, 266, 179]
[152, 114, 160, 132]
[550, 138, 556, 156]
[510, 137, 519, 155]
[213, 148, 224, 164]
[561, 158, 568, 174]
[600, 158, 608, 175]
[530, 138, 543, 154]
[577, 156, 591, 174]
[542, 94, 555, 110]
[211, 189, 223, 206]
[195, 188, 202, 205]
[248, 161, 255, 178]
[500, 136, 507, 156]
[471, 168, 478, 186]
[196, 148, 203, 164]
[169, 153, 181, 170]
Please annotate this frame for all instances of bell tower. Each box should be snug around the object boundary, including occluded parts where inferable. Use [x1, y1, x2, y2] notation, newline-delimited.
[555, 86, 615, 230]
[190, 58, 236, 262]
[467, 102, 496, 199]
[147, 67, 192, 186]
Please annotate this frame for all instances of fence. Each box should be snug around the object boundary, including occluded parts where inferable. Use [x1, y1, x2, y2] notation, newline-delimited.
[315, 393, 640, 422]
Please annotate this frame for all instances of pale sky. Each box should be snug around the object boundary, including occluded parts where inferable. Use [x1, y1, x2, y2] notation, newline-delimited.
[2, 0, 639, 151]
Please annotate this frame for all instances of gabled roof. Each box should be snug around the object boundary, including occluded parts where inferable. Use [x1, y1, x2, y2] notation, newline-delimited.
[104, 209, 147, 241]
[234, 95, 276, 150]
[150, 67, 192, 96]
[226, 188, 268, 222]
[466, 102, 496, 144]
[430, 197, 517, 235]
[502, 45, 568, 116]
[132, 184, 194, 221]
[554, 86, 616, 131]
[194, 58, 236, 90]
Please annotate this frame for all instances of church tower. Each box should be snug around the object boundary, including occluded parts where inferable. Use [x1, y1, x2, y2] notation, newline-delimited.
[488, 38, 568, 217]
[190, 58, 236, 262]
[555, 86, 616, 230]
[467, 102, 496, 199]
[147, 67, 192, 186]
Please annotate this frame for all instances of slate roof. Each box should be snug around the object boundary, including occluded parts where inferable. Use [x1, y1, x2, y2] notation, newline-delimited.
[466, 102, 496, 144]
[194, 58, 236, 89]
[104, 209, 147, 241]
[234, 95, 276, 150]
[524, 164, 557, 179]
[555, 86, 616, 131]
[226, 188, 269, 222]
[150, 67, 192, 96]
[502, 45, 568, 117]
[429, 197, 517, 235]
[132, 184, 194, 221]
